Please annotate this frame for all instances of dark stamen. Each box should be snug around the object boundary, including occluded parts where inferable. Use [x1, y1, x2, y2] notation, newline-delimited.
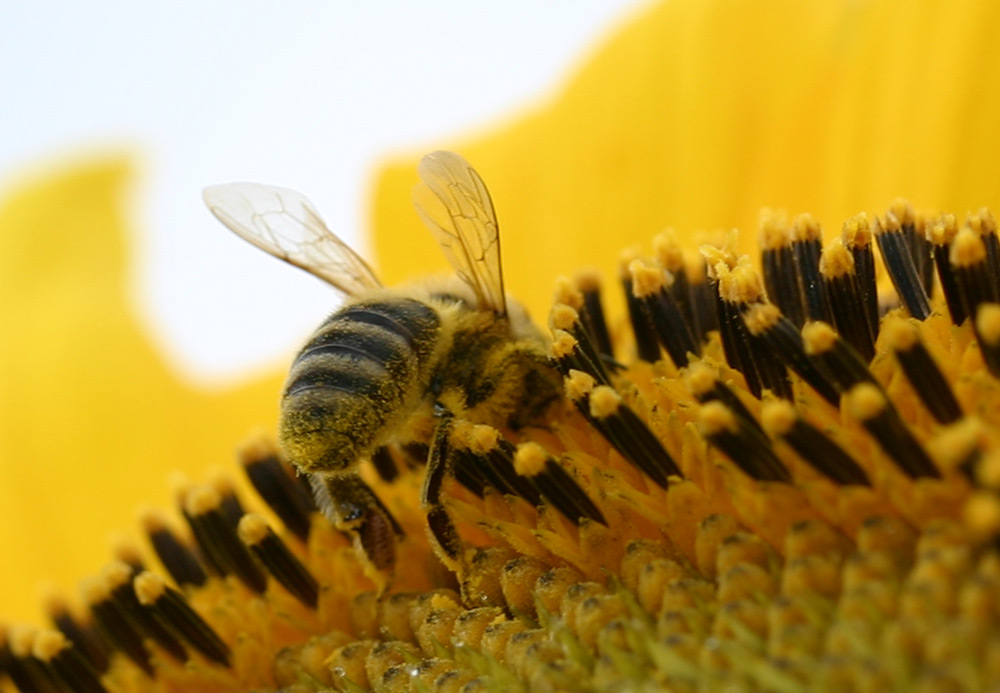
[684, 362, 765, 435]
[842, 213, 880, 341]
[574, 270, 615, 359]
[697, 401, 791, 483]
[565, 370, 680, 487]
[141, 510, 208, 588]
[35, 630, 108, 693]
[969, 208, 1000, 299]
[761, 400, 871, 486]
[889, 199, 935, 296]
[184, 486, 267, 594]
[845, 383, 941, 479]
[240, 442, 316, 543]
[455, 424, 543, 506]
[82, 575, 154, 676]
[105, 561, 188, 663]
[760, 212, 806, 328]
[742, 303, 840, 406]
[884, 318, 962, 425]
[3, 628, 65, 693]
[801, 321, 879, 394]
[820, 238, 876, 362]
[791, 214, 831, 324]
[688, 258, 719, 342]
[238, 514, 319, 609]
[951, 227, 1000, 327]
[928, 214, 965, 325]
[133, 572, 231, 667]
[715, 259, 793, 399]
[514, 442, 606, 525]
[654, 231, 699, 341]
[550, 307, 614, 386]
[629, 259, 700, 367]
[47, 597, 110, 675]
[621, 252, 662, 363]
[874, 213, 931, 320]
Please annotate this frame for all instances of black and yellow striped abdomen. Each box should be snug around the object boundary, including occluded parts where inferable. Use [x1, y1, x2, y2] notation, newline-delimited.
[279, 297, 442, 474]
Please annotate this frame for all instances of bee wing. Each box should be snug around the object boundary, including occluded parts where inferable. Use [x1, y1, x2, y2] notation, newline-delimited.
[203, 182, 382, 296]
[412, 151, 507, 316]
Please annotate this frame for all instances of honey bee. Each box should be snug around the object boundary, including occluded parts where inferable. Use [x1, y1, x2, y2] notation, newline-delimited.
[203, 151, 562, 578]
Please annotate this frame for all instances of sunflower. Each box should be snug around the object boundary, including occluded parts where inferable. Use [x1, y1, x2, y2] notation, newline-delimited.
[3, 0, 1000, 691]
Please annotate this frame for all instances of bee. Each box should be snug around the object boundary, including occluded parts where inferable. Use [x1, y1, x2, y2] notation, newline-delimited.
[203, 151, 562, 578]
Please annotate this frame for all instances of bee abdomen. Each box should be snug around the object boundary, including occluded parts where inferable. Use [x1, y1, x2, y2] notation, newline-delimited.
[280, 298, 441, 473]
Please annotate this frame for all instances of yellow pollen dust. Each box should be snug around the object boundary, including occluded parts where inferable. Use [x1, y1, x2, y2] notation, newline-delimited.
[553, 276, 584, 310]
[467, 424, 500, 455]
[564, 368, 596, 400]
[716, 258, 763, 304]
[802, 320, 838, 355]
[976, 304, 1000, 346]
[237, 513, 271, 545]
[184, 484, 222, 517]
[550, 329, 578, 359]
[950, 227, 988, 267]
[927, 213, 958, 246]
[759, 209, 791, 250]
[628, 259, 667, 298]
[549, 303, 579, 331]
[792, 212, 822, 242]
[889, 198, 916, 227]
[513, 442, 548, 478]
[841, 212, 873, 249]
[683, 362, 718, 397]
[883, 316, 920, 352]
[32, 630, 67, 662]
[589, 385, 622, 419]
[697, 400, 738, 435]
[573, 268, 602, 293]
[742, 301, 781, 336]
[819, 237, 854, 279]
[652, 229, 684, 272]
[133, 570, 167, 605]
[102, 559, 133, 590]
[845, 382, 888, 421]
[760, 399, 797, 437]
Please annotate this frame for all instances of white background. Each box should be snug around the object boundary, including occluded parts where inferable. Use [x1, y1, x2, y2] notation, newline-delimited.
[1, 1, 647, 384]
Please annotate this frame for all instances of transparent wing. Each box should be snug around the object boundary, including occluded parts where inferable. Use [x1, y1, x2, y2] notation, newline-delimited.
[412, 151, 506, 316]
[203, 182, 382, 296]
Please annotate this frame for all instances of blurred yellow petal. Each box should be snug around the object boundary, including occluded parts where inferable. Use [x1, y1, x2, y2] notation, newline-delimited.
[0, 157, 283, 623]
[372, 0, 1000, 320]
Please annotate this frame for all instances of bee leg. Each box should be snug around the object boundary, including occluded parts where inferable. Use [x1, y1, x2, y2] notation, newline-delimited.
[421, 414, 465, 574]
[310, 473, 401, 574]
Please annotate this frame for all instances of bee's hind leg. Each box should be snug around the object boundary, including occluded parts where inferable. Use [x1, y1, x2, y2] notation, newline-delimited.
[421, 413, 465, 574]
[310, 473, 402, 577]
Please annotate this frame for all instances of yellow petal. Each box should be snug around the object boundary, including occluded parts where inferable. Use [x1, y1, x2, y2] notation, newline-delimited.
[371, 0, 1000, 321]
[0, 157, 284, 622]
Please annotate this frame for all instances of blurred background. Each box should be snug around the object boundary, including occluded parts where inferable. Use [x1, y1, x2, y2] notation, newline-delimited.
[2, 1, 647, 384]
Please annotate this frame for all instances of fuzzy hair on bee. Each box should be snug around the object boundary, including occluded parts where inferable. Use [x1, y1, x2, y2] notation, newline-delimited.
[203, 151, 562, 582]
